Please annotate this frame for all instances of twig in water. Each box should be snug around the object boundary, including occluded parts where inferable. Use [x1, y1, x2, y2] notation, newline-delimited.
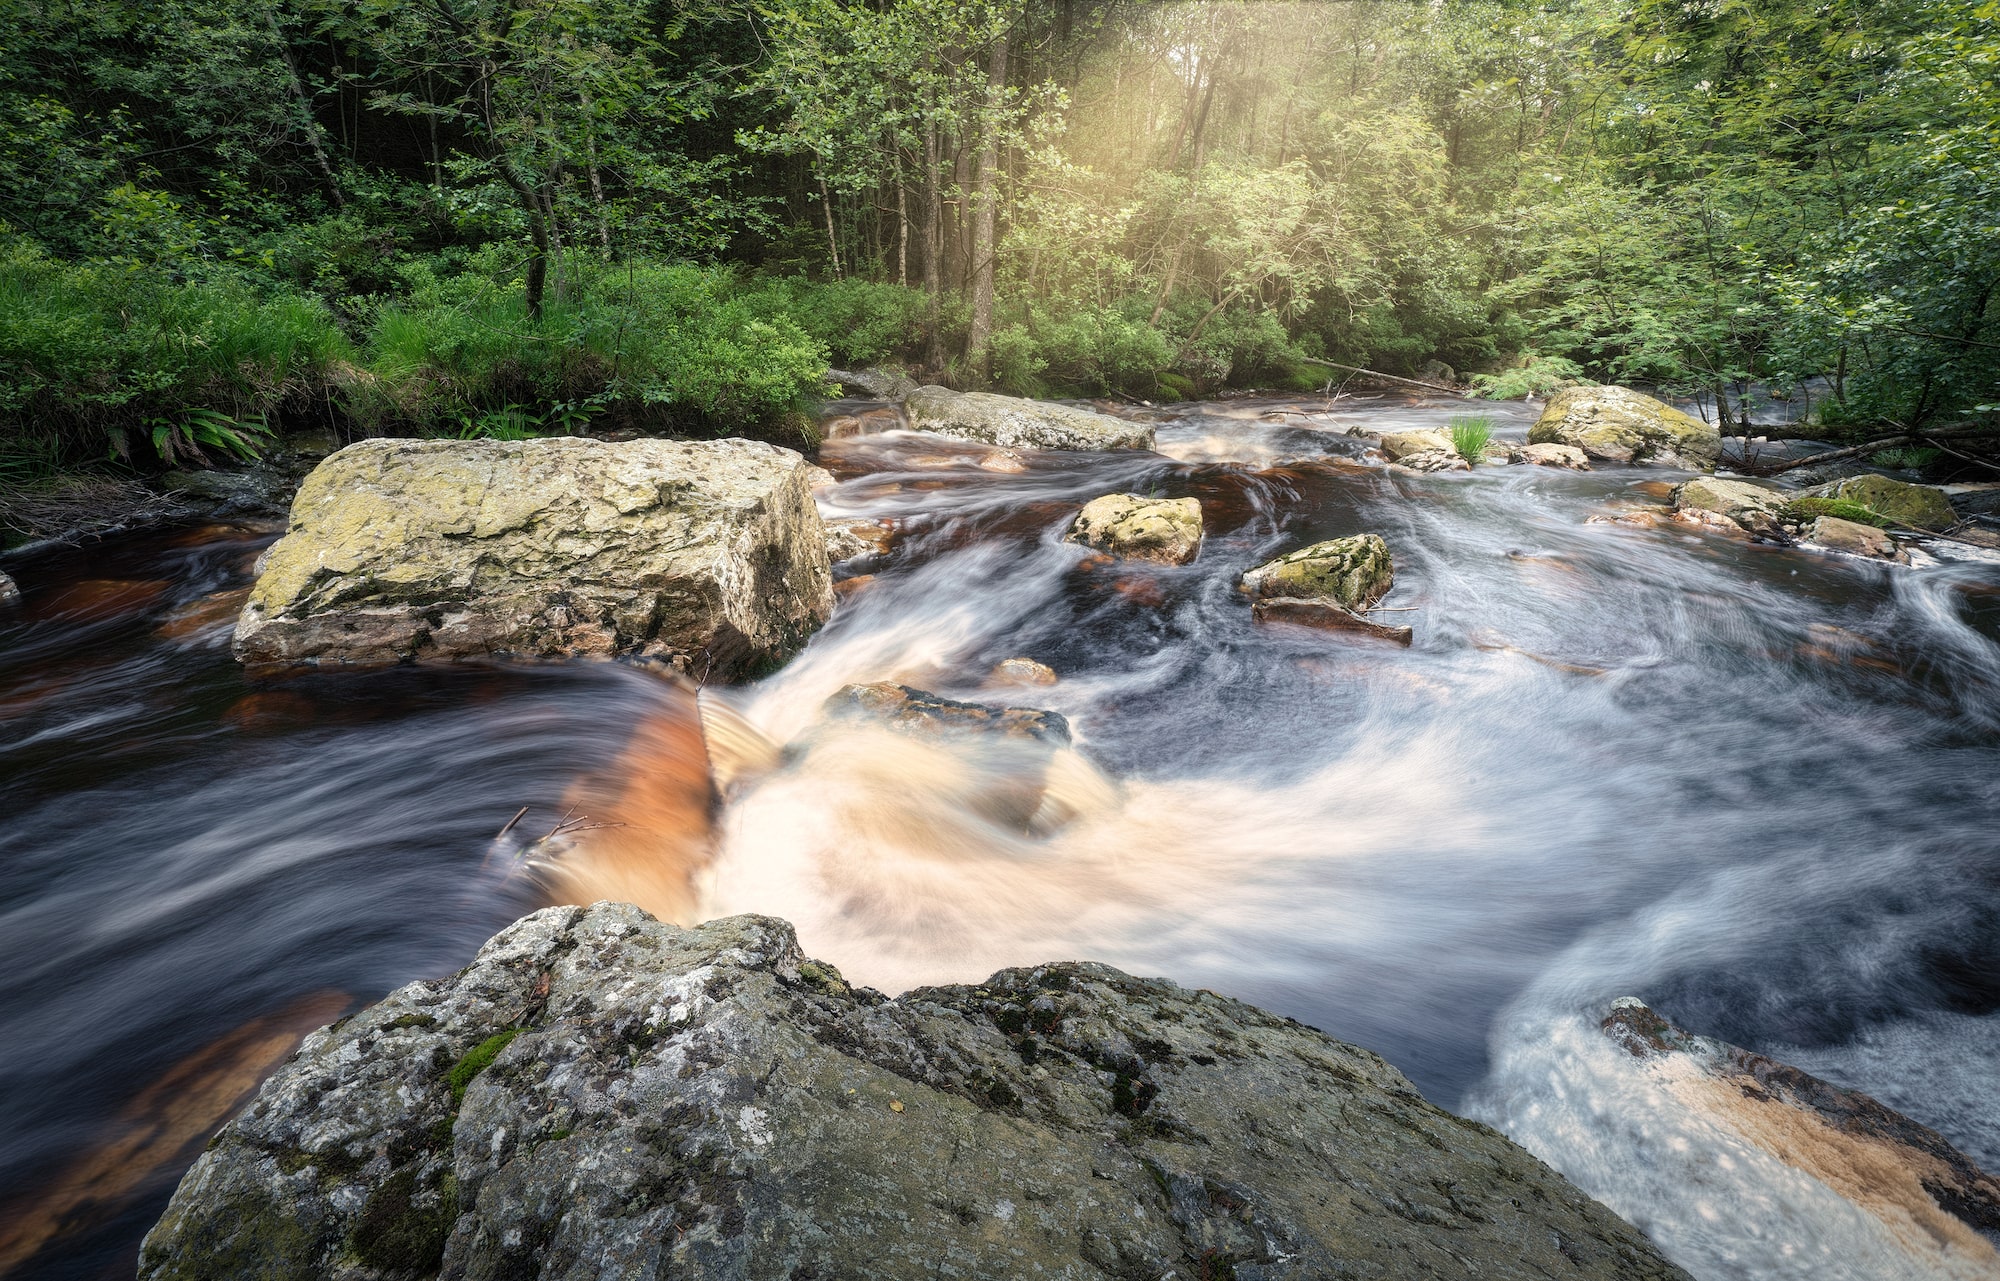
[496, 806, 530, 840]
[1362, 606, 1420, 613]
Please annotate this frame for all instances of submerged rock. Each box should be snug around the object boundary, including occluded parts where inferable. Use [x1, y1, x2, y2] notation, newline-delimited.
[233, 438, 832, 677]
[1804, 474, 1957, 531]
[825, 681, 1071, 745]
[904, 386, 1155, 452]
[140, 904, 1692, 1281]
[1602, 998, 2000, 1253]
[823, 515, 895, 564]
[1670, 477, 1789, 537]
[1240, 534, 1394, 612]
[1065, 493, 1203, 565]
[1803, 515, 1906, 562]
[1529, 386, 1720, 469]
[989, 657, 1059, 686]
[1252, 596, 1414, 645]
[0, 570, 17, 607]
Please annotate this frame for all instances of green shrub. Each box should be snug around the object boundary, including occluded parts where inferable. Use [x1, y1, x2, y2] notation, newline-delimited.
[1778, 496, 1892, 528]
[1474, 352, 1586, 400]
[738, 276, 928, 367]
[1868, 447, 1941, 470]
[1449, 414, 1495, 464]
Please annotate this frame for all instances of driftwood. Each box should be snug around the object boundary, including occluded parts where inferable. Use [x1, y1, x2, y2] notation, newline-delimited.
[1292, 356, 1469, 398]
[1744, 424, 2000, 476]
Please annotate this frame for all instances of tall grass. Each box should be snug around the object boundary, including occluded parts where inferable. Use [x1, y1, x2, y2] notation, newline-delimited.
[1449, 413, 1495, 464]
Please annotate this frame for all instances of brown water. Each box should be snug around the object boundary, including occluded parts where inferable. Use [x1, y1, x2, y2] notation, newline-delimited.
[3, 394, 1998, 1279]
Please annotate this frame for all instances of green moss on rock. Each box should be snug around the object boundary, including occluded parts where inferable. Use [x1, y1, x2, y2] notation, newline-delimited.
[447, 1029, 520, 1106]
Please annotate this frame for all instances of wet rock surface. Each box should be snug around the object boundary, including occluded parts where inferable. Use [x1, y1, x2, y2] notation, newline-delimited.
[904, 386, 1156, 452]
[1392, 447, 1472, 473]
[1529, 385, 1720, 469]
[1252, 596, 1414, 645]
[1065, 493, 1204, 564]
[1671, 477, 1789, 537]
[1804, 515, 1906, 562]
[1506, 442, 1591, 469]
[1602, 999, 2000, 1247]
[233, 438, 832, 677]
[1379, 429, 1453, 462]
[825, 680, 1071, 745]
[141, 905, 1691, 1281]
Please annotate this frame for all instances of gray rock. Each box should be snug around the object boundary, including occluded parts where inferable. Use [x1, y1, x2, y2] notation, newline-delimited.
[989, 657, 1058, 686]
[1507, 442, 1591, 470]
[905, 386, 1155, 452]
[158, 465, 295, 516]
[1670, 477, 1789, 537]
[823, 516, 894, 565]
[826, 367, 919, 400]
[1803, 515, 1905, 562]
[233, 438, 832, 677]
[1065, 494, 1203, 564]
[0, 570, 17, 606]
[141, 904, 1691, 1281]
[1393, 447, 1472, 473]
[825, 681, 1071, 746]
[1529, 386, 1720, 469]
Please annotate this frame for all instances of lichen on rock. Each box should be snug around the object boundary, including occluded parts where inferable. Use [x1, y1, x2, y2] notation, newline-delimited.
[1240, 534, 1394, 612]
[140, 903, 1692, 1281]
[1065, 493, 1204, 565]
[1670, 477, 1789, 537]
[1803, 474, 1957, 531]
[232, 437, 833, 677]
[1529, 386, 1720, 469]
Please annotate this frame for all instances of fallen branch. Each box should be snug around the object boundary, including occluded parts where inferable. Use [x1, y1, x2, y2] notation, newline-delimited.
[496, 806, 530, 840]
[1290, 356, 1468, 398]
[1746, 427, 2000, 476]
[1923, 436, 2000, 478]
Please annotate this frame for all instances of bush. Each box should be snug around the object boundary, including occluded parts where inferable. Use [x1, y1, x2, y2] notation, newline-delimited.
[0, 235, 350, 464]
[1473, 352, 1586, 400]
[737, 276, 928, 368]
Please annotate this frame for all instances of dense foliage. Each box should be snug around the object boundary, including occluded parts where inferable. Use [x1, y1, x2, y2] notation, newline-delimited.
[2, 0, 1995, 469]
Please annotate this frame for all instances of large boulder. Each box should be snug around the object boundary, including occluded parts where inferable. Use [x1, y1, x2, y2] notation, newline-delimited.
[1804, 474, 1957, 531]
[1529, 386, 1720, 469]
[1670, 477, 1788, 537]
[1066, 493, 1204, 564]
[140, 903, 1691, 1281]
[904, 386, 1155, 452]
[1379, 430, 1453, 462]
[233, 438, 832, 677]
[1240, 534, 1394, 612]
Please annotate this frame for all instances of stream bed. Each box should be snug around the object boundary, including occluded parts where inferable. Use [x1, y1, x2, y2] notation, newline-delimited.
[3, 394, 1998, 1280]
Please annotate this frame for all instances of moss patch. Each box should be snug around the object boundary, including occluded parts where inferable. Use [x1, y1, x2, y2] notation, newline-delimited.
[1780, 496, 1890, 528]
[447, 1029, 521, 1106]
[350, 1166, 457, 1275]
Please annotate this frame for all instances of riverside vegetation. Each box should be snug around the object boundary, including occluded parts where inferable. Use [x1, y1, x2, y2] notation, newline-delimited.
[4, 0, 2000, 520]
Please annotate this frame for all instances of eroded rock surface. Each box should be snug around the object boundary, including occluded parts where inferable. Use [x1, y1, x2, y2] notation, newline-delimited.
[233, 438, 832, 677]
[1392, 448, 1472, 474]
[905, 386, 1155, 452]
[1529, 386, 1720, 469]
[141, 905, 1691, 1281]
[1066, 493, 1203, 564]
[824, 681, 1071, 745]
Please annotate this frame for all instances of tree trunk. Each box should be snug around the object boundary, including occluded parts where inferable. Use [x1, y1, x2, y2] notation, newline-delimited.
[819, 176, 842, 278]
[267, 13, 343, 206]
[894, 149, 910, 288]
[923, 119, 944, 369]
[966, 31, 1011, 379]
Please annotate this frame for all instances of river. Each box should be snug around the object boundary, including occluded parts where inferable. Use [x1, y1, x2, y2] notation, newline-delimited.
[2, 394, 1997, 1279]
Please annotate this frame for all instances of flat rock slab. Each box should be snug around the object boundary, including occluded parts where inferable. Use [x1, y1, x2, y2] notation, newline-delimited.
[233, 438, 832, 678]
[141, 904, 1690, 1281]
[1530, 385, 1719, 469]
[905, 386, 1155, 452]
[1066, 493, 1203, 564]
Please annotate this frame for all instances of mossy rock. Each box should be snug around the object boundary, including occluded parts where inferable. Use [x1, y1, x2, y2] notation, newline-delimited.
[1778, 496, 1891, 529]
[1240, 535, 1394, 611]
[1528, 385, 1719, 469]
[1803, 474, 1956, 531]
[1066, 493, 1204, 565]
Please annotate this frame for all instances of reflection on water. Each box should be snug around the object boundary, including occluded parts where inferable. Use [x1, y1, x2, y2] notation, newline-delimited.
[2, 393, 1997, 1279]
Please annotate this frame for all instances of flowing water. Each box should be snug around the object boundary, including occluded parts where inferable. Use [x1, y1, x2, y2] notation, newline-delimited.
[3, 394, 1998, 1279]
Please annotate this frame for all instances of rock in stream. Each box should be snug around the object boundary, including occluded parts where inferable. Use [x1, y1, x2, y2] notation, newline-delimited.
[1530, 386, 1720, 469]
[140, 904, 1691, 1281]
[233, 438, 832, 678]
[904, 386, 1155, 452]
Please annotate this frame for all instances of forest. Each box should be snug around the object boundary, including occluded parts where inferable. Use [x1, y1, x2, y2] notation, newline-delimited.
[3, 0, 1997, 476]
